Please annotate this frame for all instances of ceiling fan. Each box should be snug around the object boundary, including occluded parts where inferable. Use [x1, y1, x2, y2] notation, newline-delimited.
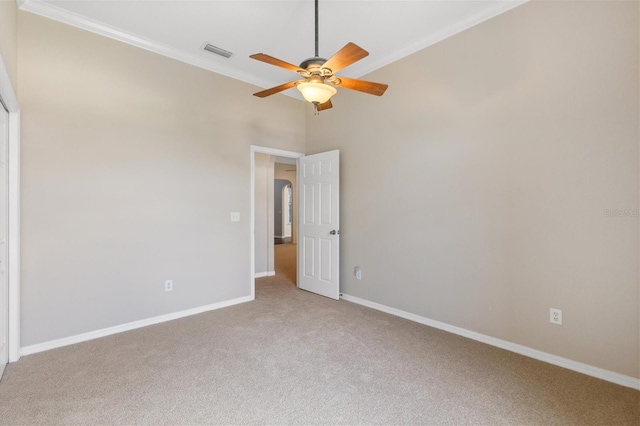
[250, 0, 388, 113]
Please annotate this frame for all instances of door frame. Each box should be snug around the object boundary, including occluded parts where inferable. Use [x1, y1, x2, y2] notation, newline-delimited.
[250, 145, 303, 299]
[0, 55, 20, 363]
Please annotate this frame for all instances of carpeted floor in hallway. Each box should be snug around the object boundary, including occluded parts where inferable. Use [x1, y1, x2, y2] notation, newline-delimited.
[0, 252, 638, 424]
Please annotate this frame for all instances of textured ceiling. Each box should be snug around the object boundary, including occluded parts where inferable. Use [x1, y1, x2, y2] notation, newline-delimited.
[18, 0, 527, 98]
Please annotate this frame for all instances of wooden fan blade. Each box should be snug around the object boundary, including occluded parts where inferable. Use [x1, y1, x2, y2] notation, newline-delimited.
[321, 42, 369, 74]
[253, 81, 299, 98]
[250, 53, 304, 73]
[317, 99, 333, 111]
[334, 76, 388, 96]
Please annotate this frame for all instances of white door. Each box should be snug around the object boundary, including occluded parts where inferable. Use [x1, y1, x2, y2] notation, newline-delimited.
[298, 150, 340, 300]
[0, 102, 8, 379]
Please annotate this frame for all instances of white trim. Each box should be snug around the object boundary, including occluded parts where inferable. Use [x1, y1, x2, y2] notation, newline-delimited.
[0, 54, 20, 364]
[340, 293, 640, 391]
[345, 0, 529, 78]
[254, 271, 276, 278]
[20, 295, 253, 356]
[17, 0, 277, 95]
[250, 146, 304, 300]
[7, 111, 19, 363]
[266, 156, 275, 273]
[18, 0, 528, 93]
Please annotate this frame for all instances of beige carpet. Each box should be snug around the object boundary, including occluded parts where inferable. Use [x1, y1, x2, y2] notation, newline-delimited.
[0, 247, 638, 424]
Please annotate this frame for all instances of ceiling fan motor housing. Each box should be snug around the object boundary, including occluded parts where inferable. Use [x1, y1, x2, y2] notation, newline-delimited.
[299, 57, 328, 71]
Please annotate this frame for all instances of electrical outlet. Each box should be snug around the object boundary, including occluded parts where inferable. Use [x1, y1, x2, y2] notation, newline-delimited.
[165, 280, 173, 292]
[550, 308, 562, 325]
[230, 212, 240, 222]
[354, 266, 362, 280]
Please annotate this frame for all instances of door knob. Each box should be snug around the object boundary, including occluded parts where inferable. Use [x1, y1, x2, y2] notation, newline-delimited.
[329, 230, 340, 235]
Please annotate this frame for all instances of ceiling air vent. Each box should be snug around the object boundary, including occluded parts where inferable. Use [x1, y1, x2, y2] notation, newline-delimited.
[202, 43, 233, 59]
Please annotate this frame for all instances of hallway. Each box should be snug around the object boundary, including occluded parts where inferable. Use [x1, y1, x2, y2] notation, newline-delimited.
[274, 243, 296, 285]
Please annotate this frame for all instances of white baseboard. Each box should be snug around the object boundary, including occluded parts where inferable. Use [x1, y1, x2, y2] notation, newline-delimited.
[20, 295, 254, 357]
[254, 271, 276, 278]
[340, 293, 640, 390]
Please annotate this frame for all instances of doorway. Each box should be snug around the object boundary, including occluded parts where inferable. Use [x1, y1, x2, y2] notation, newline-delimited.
[282, 184, 292, 241]
[250, 146, 340, 301]
[275, 180, 292, 245]
[0, 53, 20, 377]
[0, 101, 8, 378]
[250, 146, 303, 299]
[273, 157, 297, 284]
[274, 179, 295, 283]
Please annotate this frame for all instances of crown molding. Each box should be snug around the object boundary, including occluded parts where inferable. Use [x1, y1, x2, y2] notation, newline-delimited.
[17, 0, 529, 97]
[17, 0, 277, 93]
[346, 0, 529, 78]
[16, 0, 529, 100]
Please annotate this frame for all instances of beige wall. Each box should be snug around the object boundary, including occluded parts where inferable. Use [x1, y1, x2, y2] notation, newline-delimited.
[0, 0, 17, 89]
[18, 11, 305, 346]
[306, 1, 639, 378]
[254, 153, 274, 275]
[275, 162, 297, 244]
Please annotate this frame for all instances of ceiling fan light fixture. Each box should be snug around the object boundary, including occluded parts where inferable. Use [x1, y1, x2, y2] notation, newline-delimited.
[249, 0, 387, 110]
[296, 81, 337, 104]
